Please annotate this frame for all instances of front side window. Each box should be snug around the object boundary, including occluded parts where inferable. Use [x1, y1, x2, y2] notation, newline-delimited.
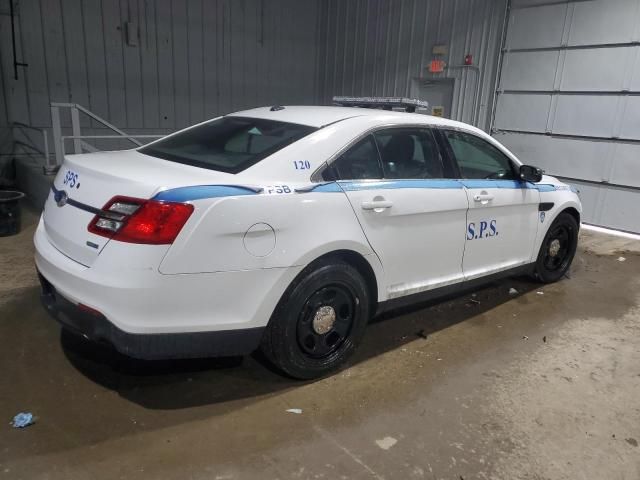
[139, 117, 316, 173]
[443, 130, 517, 180]
[323, 135, 383, 181]
[374, 128, 445, 179]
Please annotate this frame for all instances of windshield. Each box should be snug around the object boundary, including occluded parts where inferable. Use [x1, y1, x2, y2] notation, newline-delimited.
[139, 116, 317, 173]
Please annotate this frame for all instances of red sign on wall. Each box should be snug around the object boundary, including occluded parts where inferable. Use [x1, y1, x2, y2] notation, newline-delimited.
[429, 59, 446, 73]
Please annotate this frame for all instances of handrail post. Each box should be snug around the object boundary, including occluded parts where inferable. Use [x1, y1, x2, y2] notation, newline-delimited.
[50, 105, 64, 167]
[70, 105, 82, 154]
[42, 129, 57, 175]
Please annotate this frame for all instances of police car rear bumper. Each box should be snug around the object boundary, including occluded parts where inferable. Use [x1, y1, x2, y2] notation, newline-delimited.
[38, 272, 265, 359]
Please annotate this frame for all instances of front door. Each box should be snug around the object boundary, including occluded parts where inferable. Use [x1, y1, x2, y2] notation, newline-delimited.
[440, 130, 540, 280]
[328, 128, 469, 300]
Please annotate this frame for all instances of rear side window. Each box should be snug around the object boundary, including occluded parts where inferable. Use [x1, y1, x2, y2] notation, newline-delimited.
[323, 135, 383, 181]
[139, 117, 316, 173]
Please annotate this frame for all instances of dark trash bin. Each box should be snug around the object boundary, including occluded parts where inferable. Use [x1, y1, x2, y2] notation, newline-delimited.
[0, 190, 26, 237]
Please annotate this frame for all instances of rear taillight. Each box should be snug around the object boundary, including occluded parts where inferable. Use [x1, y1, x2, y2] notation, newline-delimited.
[88, 196, 194, 245]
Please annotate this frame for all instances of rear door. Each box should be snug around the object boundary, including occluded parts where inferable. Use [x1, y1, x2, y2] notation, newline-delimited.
[440, 129, 540, 280]
[329, 128, 468, 299]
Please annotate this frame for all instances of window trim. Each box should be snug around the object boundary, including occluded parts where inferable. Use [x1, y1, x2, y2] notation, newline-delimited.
[139, 116, 318, 175]
[312, 124, 455, 182]
[437, 127, 520, 181]
[322, 134, 384, 182]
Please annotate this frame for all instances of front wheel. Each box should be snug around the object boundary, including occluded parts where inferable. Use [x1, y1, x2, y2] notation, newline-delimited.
[533, 212, 579, 283]
[260, 260, 370, 379]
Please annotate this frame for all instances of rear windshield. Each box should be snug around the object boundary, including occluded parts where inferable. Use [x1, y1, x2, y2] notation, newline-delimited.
[139, 116, 316, 173]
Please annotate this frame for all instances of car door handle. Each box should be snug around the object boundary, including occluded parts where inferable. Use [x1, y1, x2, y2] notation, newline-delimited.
[361, 200, 393, 210]
[473, 193, 494, 202]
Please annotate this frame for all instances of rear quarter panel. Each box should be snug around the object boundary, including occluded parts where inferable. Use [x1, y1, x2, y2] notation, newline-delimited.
[159, 188, 384, 297]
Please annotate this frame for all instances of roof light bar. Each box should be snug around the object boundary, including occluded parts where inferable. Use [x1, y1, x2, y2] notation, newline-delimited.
[332, 96, 429, 112]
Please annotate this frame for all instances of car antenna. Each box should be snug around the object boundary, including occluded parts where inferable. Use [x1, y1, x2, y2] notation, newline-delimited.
[270, 105, 285, 111]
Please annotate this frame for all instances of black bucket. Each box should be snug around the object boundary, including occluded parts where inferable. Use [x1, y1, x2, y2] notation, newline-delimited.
[0, 190, 26, 237]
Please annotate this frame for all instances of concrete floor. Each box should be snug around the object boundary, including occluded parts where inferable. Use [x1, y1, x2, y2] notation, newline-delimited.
[1, 208, 639, 480]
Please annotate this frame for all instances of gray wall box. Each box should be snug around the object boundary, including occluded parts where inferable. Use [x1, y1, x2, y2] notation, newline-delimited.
[493, 0, 640, 233]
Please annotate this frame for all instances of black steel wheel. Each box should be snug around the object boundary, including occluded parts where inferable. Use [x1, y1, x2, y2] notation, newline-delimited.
[297, 284, 356, 359]
[260, 259, 370, 379]
[534, 212, 579, 283]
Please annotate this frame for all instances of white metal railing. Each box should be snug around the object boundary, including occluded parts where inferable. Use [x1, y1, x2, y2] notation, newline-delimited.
[11, 122, 52, 173]
[50, 103, 165, 172]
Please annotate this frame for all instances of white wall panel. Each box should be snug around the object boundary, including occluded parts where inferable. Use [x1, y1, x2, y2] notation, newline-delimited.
[500, 51, 558, 91]
[568, 0, 640, 47]
[609, 142, 640, 187]
[561, 48, 631, 92]
[494, 132, 612, 183]
[494, 0, 640, 232]
[552, 95, 619, 138]
[511, 0, 562, 6]
[590, 185, 640, 233]
[495, 93, 552, 132]
[566, 181, 605, 226]
[618, 96, 640, 140]
[507, 3, 567, 50]
[630, 48, 640, 90]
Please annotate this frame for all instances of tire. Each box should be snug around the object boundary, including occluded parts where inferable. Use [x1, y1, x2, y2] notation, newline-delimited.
[260, 259, 371, 379]
[533, 212, 579, 283]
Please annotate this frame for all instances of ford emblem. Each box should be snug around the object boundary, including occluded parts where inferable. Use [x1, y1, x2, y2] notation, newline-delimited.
[54, 190, 68, 207]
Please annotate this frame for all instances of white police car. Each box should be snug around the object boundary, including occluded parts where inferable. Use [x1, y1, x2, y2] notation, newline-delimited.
[35, 98, 581, 379]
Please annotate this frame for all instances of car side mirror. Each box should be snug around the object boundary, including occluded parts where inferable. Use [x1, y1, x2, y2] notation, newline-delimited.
[520, 165, 543, 183]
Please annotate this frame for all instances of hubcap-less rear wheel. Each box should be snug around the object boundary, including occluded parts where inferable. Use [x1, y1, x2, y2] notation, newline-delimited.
[260, 260, 370, 379]
[297, 285, 356, 358]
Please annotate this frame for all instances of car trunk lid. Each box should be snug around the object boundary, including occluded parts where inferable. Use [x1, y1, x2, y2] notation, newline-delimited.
[42, 149, 235, 267]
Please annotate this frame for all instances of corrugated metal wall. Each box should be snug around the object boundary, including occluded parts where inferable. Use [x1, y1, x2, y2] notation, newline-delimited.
[0, 0, 322, 155]
[493, 0, 640, 233]
[318, 0, 508, 131]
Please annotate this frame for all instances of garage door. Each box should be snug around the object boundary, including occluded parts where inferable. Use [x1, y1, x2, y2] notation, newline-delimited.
[492, 0, 640, 233]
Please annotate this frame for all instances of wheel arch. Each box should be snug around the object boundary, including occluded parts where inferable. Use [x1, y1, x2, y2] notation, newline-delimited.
[531, 199, 582, 263]
[561, 206, 581, 226]
[313, 249, 380, 314]
[277, 248, 383, 320]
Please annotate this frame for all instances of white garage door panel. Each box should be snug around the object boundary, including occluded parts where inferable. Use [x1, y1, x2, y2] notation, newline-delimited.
[494, 133, 611, 183]
[569, 0, 639, 47]
[561, 48, 631, 92]
[618, 96, 640, 141]
[559, 180, 639, 233]
[501, 51, 559, 91]
[609, 143, 640, 187]
[552, 95, 618, 138]
[495, 94, 551, 132]
[597, 187, 640, 233]
[507, 4, 567, 50]
[567, 181, 605, 225]
[588, 185, 640, 233]
[631, 49, 640, 90]
[494, 0, 640, 233]
[511, 0, 560, 7]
